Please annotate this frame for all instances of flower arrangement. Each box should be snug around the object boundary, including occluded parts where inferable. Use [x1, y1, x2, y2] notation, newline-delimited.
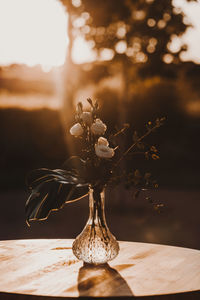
[25, 98, 165, 226]
[25, 98, 165, 263]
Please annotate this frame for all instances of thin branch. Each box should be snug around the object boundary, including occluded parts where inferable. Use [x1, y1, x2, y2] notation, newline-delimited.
[112, 124, 130, 138]
[113, 124, 160, 168]
[126, 151, 146, 157]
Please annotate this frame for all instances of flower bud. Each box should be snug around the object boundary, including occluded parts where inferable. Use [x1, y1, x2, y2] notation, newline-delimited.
[95, 144, 115, 159]
[81, 112, 93, 126]
[70, 123, 84, 136]
[76, 102, 83, 115]
[90, 119, 107, 135]
[97, 137, 109, 147]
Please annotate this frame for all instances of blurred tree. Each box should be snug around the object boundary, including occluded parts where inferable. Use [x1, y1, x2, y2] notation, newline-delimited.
[59, 0, 197, 127]
[59, 0, 198, 123]
[61, 0, 196, 79]
[59, 0, 200, 189]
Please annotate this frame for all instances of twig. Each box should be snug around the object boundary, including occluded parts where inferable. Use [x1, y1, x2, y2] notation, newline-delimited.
[113, 124, 160, 169]
[112, 124, 130, 138]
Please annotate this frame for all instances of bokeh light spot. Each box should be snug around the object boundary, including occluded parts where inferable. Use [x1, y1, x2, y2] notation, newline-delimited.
[115, 40, 127, 54]
[73, 17, 85, 28]
[157, 20, 167, 29]
[72, 36, 97, 64]
[99, 48, 114, 61]
[163, 13, 171, 21]
[126, 47, 134, 57]
[132, 10, 146, 21]
[149, 37, 158, 46]
[116, 26, 126, 39]
[168, 34, 182, 53]
[136, 52, 148, 63]
[72, 0, 81, 8]
[132, 41, 141, 52]
[147, 18, 156, 27]
[147, 44, 156, 53]
[163, 53, 174, 64]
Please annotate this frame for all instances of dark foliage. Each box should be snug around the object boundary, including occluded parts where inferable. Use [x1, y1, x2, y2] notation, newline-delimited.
[25, 168, 88, 225]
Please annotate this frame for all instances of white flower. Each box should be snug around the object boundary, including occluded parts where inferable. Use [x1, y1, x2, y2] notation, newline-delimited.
[90, 119, 107, 135]
[97, 137, 109, 146]
[95, 136, 115, 158]
[70, 123, 84, 136]
[81, 112, 93, 126]
[95, 144, 115, 158]
[95, 137, 115, 159]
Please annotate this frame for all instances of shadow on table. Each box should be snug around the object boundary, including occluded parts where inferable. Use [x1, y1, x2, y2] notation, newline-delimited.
[78, 262, 133, 297]
[77, 263, 200, 299]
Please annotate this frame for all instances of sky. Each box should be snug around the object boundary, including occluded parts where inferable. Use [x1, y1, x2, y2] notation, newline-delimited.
[0, 0, 69, 69]
[0, 0, 199, 67]
[0, 0, 199, 111]
[173, 0, 200, 64]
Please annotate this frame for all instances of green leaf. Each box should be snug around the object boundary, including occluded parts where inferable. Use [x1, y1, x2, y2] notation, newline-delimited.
[25, 168, 88, 225]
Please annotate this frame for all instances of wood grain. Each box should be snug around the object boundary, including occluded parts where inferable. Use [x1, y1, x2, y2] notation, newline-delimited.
[0, 239, 199, 298]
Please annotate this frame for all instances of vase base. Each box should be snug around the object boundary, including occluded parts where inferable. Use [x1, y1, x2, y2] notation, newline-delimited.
[72, 225, 119, 264]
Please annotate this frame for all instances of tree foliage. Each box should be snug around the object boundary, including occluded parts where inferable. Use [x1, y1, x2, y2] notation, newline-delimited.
[61, 0, 196, 76]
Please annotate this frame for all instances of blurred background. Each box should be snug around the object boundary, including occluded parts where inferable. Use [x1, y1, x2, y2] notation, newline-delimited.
[0, 0, 199, 249]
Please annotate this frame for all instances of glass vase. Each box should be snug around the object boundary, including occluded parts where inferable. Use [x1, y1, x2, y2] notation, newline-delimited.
[72, 188, 119, 264]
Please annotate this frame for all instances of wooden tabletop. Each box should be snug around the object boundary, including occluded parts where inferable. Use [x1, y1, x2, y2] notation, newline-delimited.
[0, 239, 200, 299]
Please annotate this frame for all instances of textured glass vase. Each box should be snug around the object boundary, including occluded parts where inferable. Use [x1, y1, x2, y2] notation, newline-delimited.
[72, 188, 119, 264]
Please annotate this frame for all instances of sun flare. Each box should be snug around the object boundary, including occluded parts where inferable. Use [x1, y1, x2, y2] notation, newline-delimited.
[0, 0, 69, 69]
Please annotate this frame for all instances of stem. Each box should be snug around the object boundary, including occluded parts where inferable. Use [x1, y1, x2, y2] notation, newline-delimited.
[89, 200, 96, 243]
[67, 193, 88, 204]
[113, 125, 159, 169]
[127, 151, 146, 156]
[97, 200, 109, 244]
[111, 124, 129, 138]
[90, 189, 109, 244]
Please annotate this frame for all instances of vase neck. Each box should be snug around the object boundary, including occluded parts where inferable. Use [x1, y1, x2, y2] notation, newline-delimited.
[88, 188, 106, 226]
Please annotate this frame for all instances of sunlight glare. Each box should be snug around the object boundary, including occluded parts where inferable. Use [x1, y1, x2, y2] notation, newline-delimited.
[72, 36, 97, 64]
[172, 0, 200, 64]
[0, 91, 62, 110]
[0, 0, 69, 69]
[115, 41, 127, 54]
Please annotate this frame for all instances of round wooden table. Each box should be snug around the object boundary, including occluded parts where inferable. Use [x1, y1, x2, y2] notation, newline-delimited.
[0, 239, 200, 299]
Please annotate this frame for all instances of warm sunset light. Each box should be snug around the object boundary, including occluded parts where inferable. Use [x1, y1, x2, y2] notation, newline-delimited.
[1, 2, 200, 292]
[172, 0, 200, 64]
[0, 91, 62, 110]
[0, 0, 69, 70]
[72, 36, 97, 64]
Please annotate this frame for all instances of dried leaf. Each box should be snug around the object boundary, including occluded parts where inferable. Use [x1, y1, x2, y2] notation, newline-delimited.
[134, 169, 141, 179]
[144, 172, 151, 180]
[152, 154, 160, 160]
[150, 146, 158, 153]
[134, 190, 141, 199]
[87, 98, 93, 107]
[133, 131, 138, 142]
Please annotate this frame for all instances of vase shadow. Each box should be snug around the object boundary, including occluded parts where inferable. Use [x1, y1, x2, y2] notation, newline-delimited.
[78, 262, 133, 297]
